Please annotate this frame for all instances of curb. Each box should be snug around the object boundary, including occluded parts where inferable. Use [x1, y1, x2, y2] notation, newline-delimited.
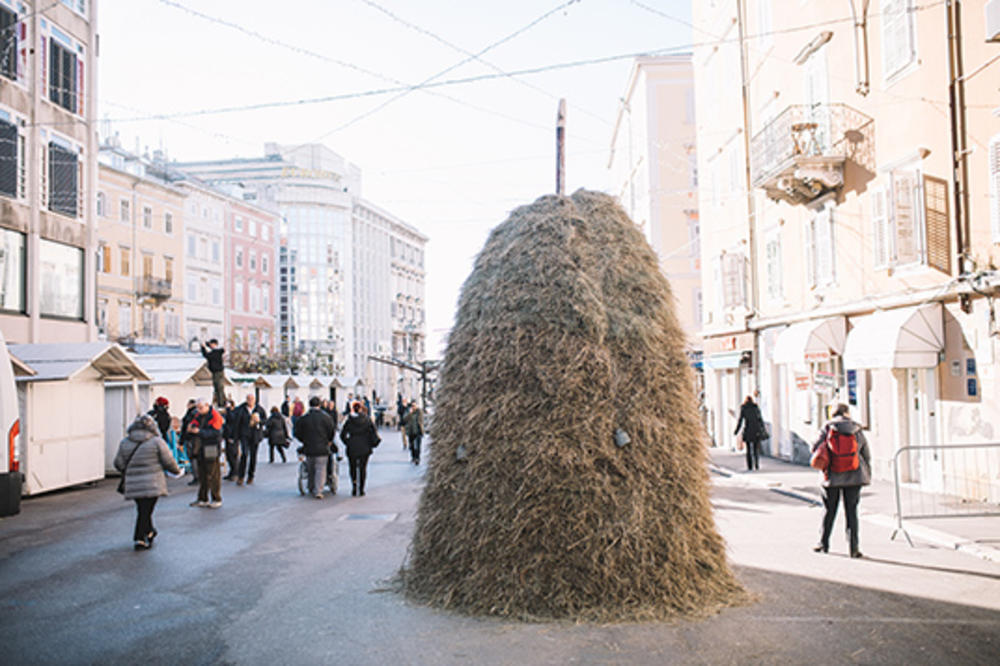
[710, 460, 1000, 565]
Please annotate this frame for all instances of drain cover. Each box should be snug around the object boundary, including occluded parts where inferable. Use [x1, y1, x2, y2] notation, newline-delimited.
[339, 513, 398, 521]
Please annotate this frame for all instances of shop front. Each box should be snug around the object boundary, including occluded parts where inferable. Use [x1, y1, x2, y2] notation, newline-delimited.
[702, 332, 754, 449]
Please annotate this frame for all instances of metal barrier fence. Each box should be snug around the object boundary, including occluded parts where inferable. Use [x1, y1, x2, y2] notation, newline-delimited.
[891, 443, 1000, 546]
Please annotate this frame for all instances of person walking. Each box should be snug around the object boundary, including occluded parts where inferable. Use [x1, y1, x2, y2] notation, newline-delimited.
[180, 399, 199, 486]
[340, 402, 380, 497]
[233, 393, 267, 485]
[200, 339, 226, 406]
[188, 399, 225, 508]
[403, 399, 424, 465]
[291, 396, 305, 428]
[280, 396, 290, 418]
[398, 396, 409, 451]
[734, 395, 767, 471]
[147, 396, 171, 440]
[811, 403, 871, 558]
[222, 401, 239, 481]
[113, 414, 181, 550]
[265, 406, 289, 463]
[293, 396, 336, 499]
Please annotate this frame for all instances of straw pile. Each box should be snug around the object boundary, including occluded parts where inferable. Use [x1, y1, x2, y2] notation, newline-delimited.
[401, 190, 744, 621]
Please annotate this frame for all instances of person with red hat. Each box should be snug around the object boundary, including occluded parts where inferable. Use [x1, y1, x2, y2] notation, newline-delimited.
[147, 396, 172, 440]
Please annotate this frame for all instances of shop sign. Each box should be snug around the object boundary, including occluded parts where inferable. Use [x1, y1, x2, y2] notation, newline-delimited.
[703, 332, 754, 355]
[813, 371, 836, 391]
[804, 350, 831, 363]
[846, 369, 857, 405]
[795, 374, 811, 391]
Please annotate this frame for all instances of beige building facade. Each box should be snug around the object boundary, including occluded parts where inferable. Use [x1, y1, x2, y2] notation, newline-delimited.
[694, 0, 1000, 499]
[0, 0, 99, 344]
[608, 55, 702, 348]
[96, 149, 185, 347]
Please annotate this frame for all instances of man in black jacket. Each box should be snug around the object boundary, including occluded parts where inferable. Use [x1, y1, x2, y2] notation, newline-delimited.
[200, 339, 226, 406]
[233, 393, 267, 485]
[294, 397, 336, 499]
[180, 399, 199, 486]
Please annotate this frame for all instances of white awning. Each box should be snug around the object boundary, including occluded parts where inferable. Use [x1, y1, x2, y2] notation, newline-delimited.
[773, 316, 846, 365]
[843, 303, 944, 369]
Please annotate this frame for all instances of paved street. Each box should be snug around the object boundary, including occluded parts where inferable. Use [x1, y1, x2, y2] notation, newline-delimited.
[2, 431, 999, 665]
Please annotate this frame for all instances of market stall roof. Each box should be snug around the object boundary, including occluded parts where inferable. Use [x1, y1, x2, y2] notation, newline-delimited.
[8, 352, 35, 377]
[260, 374, 298, 389]
[843, 303, 944, 369]
[314, 375, 342, 388]
[773, 316, 847, 365]
[128, 353, 224, 386]
[9, 342, 150, 382]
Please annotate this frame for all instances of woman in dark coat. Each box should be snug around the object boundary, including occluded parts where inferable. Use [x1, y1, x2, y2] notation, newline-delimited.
[734, 395, 767, 471]
[265, 406, 289, 463]
[339, 402, 380, 496]
[113, 414, 180, 550]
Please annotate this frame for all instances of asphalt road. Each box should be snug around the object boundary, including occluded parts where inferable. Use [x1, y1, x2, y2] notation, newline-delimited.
[1, 432, 998, 665]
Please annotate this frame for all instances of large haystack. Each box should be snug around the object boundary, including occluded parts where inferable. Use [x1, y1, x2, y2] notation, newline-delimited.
[401, 190, 744, 621]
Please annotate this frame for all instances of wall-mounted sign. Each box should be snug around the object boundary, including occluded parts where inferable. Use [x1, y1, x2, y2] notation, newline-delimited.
[813, 371, 836, 391]
[805, 350, 831, 363]
[847, 369, 858, 405]
[950, 360, 962, 377]
[795, 374, 811, 391]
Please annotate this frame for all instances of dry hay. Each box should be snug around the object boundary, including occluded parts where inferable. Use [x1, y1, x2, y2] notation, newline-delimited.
[401, 190, 745, 622]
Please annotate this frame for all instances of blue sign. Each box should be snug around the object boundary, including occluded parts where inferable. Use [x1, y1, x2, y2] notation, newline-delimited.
[846, 369, 858, 405]
[968, 378, 978, 397]
[966, 358, 977, 376]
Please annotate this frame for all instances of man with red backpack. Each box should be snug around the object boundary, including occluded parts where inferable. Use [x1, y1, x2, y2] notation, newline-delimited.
[810, 403, 871, 557]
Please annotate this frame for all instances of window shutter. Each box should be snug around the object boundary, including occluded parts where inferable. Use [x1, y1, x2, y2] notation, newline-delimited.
[872, 188, 889, 268]
[923, 175, 951, 274]
[990, 136, 1000, 243]
[76, 55, 84, 115]
[48, 143, 78, 217]
[882, 0, 915, 79]
[892, 170, 919, 264]
[815, 207, 834, 285]
[805, 217, 816, 287]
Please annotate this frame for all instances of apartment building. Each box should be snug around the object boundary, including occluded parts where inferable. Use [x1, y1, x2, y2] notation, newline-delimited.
[96, 146, 185, 346]
[227, 197, 277, 355]
[608, 54, 702, 349]
[694, 1, 1000, 496]
[353, 199, 427, 402]
[0, 0, 98, 344]
[176, 182, 225, 346]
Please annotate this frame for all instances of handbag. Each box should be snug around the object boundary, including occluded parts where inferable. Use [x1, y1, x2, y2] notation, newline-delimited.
[201, 443, 220, 460]
[809, 441, 830, 471]
[117, 440, 145, 494]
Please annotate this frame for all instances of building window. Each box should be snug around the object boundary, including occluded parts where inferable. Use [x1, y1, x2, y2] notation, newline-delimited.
[0, 116, 26, 199]
[96, 299, 107, 336]
[234, 280, 243, 311]
[186, 274, 197, 303]
[141, 307, 158, 339]
[164, 257, 173, 283]
[39, 239, 83, 319]
[872, 170, 950, 273]
[262, 286, 269, 313]
[164, 212, 173, 234]
[235, 247, 243, 268]
[61, 0, 87, 16]
[99, 243, 111, 273]
[249, 220, 257, 237]
[249, 252, 257, 271]
[211, 280, 220, 306]
[0, 5, 18, 81]
[186, 234, 196, 257]
[881, 0, 917, 84]
[0, 227, 25, 312]
[765, 233, 783, 301]
[720, 251, 746, 309]
[211, 240, 220, 263]
[119, 301, 131, 338]
[262, 225, 270, 241]
[48, 34, 80, 113]
[261, 254, 269, 274]
[48, 142, 78, 217]
[142, 253, 153, 279]
[165, 311, 179, 340]
[142, 206, 152, 229]
[235, 216, 244, 232]
[120, 199, 130, 223]
[805, 206, 835, 288]
[96, 191, 106, 216]
[120, 247, 130, 276]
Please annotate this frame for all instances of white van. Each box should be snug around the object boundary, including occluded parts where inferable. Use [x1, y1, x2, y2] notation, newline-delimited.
[0, 329, 22, 515]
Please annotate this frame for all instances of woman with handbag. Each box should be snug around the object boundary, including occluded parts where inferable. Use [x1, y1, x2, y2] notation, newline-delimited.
[113, 414, 181, 550]
[266, 406, 290, 463]
[810, 403, 872, 557]
[339, 402, 381, 496]
[734, 395, 767, 471]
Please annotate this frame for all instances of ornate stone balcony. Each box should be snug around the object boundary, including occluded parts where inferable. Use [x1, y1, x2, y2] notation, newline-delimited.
[750, 103, 874, 206]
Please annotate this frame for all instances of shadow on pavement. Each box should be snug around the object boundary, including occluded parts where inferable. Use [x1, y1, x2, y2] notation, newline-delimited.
[822, 553, 1000, 582]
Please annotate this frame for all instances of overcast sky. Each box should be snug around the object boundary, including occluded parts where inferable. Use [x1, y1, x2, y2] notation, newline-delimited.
[98, 0, 693, 356]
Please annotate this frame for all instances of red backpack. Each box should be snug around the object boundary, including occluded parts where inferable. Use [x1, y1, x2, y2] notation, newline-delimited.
[826, 428, 860, 474]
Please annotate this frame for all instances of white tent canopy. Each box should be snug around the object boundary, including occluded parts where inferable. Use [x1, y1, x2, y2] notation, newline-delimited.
[843, 303, 944, 369]
[773, 316, 847, 365]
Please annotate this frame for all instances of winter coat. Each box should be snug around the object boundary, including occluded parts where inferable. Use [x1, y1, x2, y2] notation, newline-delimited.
[734, 402, 767, 442]
[265, 413, 289, 448]
[148, 403, 171, 440]
[201, 345, 225, 372]
[222, 408, 237, 441]
[294, 408, 336, 457]
[113, 422, 180, 500]
[403, 407, 424, 438]
[189, 407, 224, 458]
[811, 417, 872, 488]
[340, 413, 379, 458]
[234, 402, 267, 444]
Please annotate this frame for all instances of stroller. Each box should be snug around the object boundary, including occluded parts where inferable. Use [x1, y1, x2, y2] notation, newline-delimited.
[297, 447, 341, 496]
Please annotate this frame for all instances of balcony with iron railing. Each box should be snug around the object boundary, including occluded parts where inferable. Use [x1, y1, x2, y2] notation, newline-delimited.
[750, 103, 874, 206]
[140, 275, 172, 302]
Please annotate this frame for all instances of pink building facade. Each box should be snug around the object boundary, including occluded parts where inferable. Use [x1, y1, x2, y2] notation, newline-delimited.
[226, 200, 278, 355]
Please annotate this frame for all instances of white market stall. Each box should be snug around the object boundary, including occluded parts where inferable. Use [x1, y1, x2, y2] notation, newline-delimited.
[258, 374, 298, 411]
[9, 343, 149, 496]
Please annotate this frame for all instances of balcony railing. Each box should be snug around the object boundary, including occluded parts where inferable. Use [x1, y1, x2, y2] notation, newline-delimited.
[750, 103, 874, 205]
[141, 276, 172, 301]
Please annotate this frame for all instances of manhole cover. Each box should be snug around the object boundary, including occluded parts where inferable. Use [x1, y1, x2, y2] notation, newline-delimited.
[339, 513, 398, 521]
